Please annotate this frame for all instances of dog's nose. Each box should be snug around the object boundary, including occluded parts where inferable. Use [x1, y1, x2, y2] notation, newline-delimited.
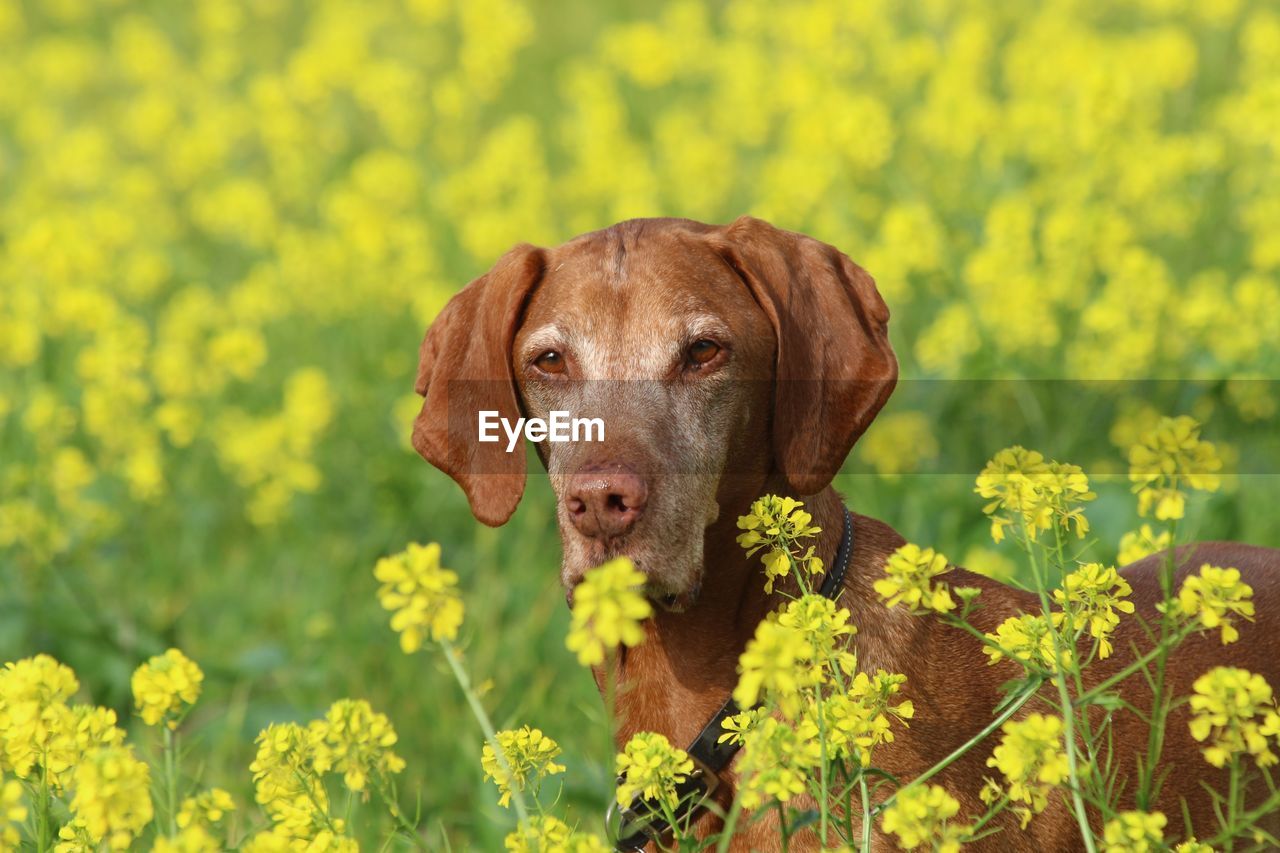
[565, 464, 648, 539]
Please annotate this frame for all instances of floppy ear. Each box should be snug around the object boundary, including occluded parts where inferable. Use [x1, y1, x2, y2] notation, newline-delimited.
[412, 243, 546, 526]
[706, 215, 897, 496]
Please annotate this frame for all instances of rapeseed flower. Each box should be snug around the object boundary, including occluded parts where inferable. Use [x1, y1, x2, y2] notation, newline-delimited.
[615, 732, 694, 813]
[1054, 563, 1135, 658]
[249, 722, 331, 838]
[374, 542, 465, 652]
[482, 726, 566, 807]
[1188, 667, 1280, 768]
[984, 614, 1072, 672]
[1128, 416, 1222, 520]
[131, 648, 203, 728]
[1177, 564, 1255, 644]
[802, 670, 914, 766]
[733, 618, 810, 713]
[735, 717, 823, 810]
[986, 714, 1070, 818]
[2, 778, 24, 849]
[0, 654, 80, 782]
[1117, 525, 1173, 566]
[565, 557, 652, 667]
[177, 788, 236, 829]
[63, 745, 154, 850]
[736, 496, 823, 593]
[875, 543, 955, 614]
[504, 816, 609, 852]
[1102, 810, 1167, 853]
[976, 447, 1095, 543]
[311, 699, 406, 793]
[881, 784, 969, 852]
[153, 825, 221, 853]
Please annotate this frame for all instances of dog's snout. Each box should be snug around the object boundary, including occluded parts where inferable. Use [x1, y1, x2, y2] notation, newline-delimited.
[565, 464, 648, 539]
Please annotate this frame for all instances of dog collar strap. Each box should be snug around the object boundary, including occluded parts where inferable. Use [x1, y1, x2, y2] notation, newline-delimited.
[610, 508, 856, 851]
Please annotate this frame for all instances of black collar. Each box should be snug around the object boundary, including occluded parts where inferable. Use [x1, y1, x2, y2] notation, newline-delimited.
[610, 508, 856, 851]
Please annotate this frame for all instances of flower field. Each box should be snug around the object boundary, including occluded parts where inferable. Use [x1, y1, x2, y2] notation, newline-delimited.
[1, 0, 1278, 849]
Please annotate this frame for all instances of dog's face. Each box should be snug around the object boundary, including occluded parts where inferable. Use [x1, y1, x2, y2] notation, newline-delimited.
[412, 217, 896, 610]
[512, 230, 776, 609]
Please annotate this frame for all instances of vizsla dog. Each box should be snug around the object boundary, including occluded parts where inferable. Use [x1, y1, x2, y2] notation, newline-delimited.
[412, 216, 1280, 850]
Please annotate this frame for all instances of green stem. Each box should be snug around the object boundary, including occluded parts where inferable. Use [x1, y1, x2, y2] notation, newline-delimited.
[859, 775, 872, 853]
[1138, 523, 1179, 808]
[872, 678, 1042, 816]
[375, 777, 431, 851]
[1023, 531, 1096, 853]
[164, 726, 179, 835]
[440, 640, 530, 825]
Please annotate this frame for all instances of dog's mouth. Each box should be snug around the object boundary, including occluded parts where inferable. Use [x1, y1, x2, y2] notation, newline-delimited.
[645, 582, 700, 614]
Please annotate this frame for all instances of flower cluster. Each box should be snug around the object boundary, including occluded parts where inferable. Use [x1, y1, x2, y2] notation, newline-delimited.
[1176, 564, 1256, 644]
[565, 557, 653, 667]
[881, 784, 969, 852]
[1128, 416, 1223, 520]
[131, 648, 204, 729]
[986, 714, 1070, 820]
[1117, 525, 1173, 566]
[504, 815, 608, 852]
[984, 614, 1073, 673]
[1053, 563, 1135, 659]
[482, 726, 566, 808]
[736, 496, 823, 594]
[374, 541, 466, 651]
[1101, 810, 1167, 853]
[975, 447, 1096, 543]
[875, 543, 956, 614]
[614, 732, 694, 814]
[1188, 667, 1280, 769]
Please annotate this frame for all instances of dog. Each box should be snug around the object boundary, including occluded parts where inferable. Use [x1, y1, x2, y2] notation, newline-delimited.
[412, 216, 1280, 850]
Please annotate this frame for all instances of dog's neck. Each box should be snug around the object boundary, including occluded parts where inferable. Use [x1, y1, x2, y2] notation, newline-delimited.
[601, 486, 911, 750]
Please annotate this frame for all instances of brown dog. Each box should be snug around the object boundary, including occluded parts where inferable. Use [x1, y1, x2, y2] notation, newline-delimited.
[412, 216, 1280, 850]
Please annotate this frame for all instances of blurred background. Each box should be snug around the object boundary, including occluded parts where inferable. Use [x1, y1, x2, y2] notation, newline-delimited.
[1, 0, 1278, 846]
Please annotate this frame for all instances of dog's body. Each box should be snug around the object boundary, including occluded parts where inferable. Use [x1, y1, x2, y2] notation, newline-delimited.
[413, 217, 1280, 850]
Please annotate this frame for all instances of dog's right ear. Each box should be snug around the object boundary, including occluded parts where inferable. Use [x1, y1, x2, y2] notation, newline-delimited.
[412, 243, 546, 526]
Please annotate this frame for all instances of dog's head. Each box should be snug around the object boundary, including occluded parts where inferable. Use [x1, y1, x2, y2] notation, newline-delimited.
[412, 216, 896, 609]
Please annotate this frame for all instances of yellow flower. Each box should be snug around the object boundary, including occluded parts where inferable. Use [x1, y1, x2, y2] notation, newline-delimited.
[311, 699, 407, 793]
[0, 654, 80, 781]
[1053, 563, 1135, 658]
[1128, 415, 1222, 520]
[481, 726, 566, 808]
[975, 447, 1095, 543]
[1177, 564, 1255, 644]
[374, 541, 465, 652]
[249, 722, 330, 838]
[1117, 525, 1173, 566]
[881, 784, 969, 853]
[177, 788, 236, 829]
[565, 557, 652, 667]
[717, 707, 771, 746]
[1102, 810, 1167, 853]
[984, 614, 1072, 672]
[504, 816, 609, 852]
[1172, 840, 1214, 853]
[736, 495, 823, 594]
[875, 543, 956, 614]
[64, 745, 154, 850]
[735, 716, 823, 810]
[800, 670, 914, 767]
[614, 732, 694, 813]
[986, 714, 1070, 818]
[733, 618, 809, 712]
[131, 648, 203, 728]
[1188, 667, 1280, 768]
[153, 825, 221, 853]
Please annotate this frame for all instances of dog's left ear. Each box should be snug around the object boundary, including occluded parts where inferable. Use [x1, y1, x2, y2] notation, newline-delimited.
[706, 215, 897, 496]
[412, 243, 547, 526]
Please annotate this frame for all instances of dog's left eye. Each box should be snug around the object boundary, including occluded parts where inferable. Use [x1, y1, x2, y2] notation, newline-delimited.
[687, 339, 721, 366]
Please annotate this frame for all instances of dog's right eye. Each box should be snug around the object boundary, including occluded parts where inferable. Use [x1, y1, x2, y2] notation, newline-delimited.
[533, 350, 566, 375]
